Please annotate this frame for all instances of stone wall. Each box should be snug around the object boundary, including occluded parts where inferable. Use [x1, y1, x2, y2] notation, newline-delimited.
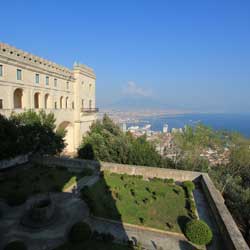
[200, 174, 249, 250]
[101, 162, 201, 182]
[0, 154, 30, 170]
[36, 156, 100, 173]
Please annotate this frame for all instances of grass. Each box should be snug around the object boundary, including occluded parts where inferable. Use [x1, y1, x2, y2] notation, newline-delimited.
[81, 171, 192, 233]
[55, 240, 133, 250]
[0, 164, 93, 202]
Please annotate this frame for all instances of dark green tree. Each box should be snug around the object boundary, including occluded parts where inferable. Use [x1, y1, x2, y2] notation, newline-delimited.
[0, 110, 65, 160]
[78, 114, 173, 168]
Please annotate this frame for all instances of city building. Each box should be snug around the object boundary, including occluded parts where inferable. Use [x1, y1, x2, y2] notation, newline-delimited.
[163, 124, 168, 133]
[0, 43, 98, 153]
[120, 122, 127, 132]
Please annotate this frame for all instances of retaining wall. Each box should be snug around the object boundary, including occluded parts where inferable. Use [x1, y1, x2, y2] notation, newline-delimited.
[0, 154, 30, 170]
[35, 156, 201, 181]
[35, 156, 99, 172]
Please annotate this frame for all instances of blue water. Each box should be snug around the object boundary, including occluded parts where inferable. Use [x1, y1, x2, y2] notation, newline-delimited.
[126, 113, 250, 138]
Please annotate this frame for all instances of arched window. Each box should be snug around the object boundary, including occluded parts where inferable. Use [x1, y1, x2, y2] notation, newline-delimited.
[60, 96, 63, 109]
[34, 92, 40, 109]
[13, 88, 23, 108]
[44, 94, 49, 109]
[66, 97, 69, 109]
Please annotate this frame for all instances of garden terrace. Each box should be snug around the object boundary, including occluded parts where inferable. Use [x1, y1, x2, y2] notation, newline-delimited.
[38, 156, 250, 250]
[81, 171, 195, 233]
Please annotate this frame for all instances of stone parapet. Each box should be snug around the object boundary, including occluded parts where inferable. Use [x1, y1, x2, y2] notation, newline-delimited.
[200, 174, 249, 250]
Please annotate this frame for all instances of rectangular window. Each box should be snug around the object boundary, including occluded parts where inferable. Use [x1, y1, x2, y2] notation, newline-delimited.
[17, 69, 22, 80]
[0, 99, 3, 109]
[66, 81, 69, 89]
[54, 102, 57, 109]
[54, 78, 57, 87]
[35, 73, 39, 84]
[0, 65, 3, 77]
[46, 76, 49, 85]
[82, 99, 84, 108]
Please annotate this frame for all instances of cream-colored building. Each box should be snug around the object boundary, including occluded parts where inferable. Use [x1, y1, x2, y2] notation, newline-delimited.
[0, 43, 98, 153]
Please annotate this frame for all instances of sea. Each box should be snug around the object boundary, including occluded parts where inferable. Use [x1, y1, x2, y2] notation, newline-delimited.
[126, 113, 250, 138]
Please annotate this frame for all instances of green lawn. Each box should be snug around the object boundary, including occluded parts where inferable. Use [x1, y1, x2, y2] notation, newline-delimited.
[81, 172, 191, 233]
[55, 240, 133, 250]
[0, 164, 92, 202]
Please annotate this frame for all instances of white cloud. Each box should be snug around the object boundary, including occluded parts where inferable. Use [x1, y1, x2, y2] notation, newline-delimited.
[122, 81, 152, 97]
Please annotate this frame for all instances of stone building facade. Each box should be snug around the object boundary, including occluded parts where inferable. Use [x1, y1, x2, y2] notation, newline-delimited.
[0, 43, 98, 152]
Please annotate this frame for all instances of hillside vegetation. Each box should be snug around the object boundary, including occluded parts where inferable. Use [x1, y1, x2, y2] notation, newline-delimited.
[78, 114, 173, 168]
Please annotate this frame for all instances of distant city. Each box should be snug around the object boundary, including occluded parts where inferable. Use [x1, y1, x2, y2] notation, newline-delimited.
[99, 109, 250, 138]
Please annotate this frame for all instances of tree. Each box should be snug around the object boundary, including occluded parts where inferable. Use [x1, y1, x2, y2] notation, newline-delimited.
[78, 114, 173, 168]
[0, 110, 65, 160]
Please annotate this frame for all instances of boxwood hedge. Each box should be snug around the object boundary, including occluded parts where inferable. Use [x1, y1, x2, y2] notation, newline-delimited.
[185, 219, 213, 245]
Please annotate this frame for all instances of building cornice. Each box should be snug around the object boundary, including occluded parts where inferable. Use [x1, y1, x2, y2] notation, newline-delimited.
[0, 43, 75, 79]
[0, 56, 75, 82]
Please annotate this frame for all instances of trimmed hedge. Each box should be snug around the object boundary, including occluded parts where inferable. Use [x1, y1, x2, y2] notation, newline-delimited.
[185, 219, 213, 245]
[4, 241, 27, 250]
[68, 222, 92, 243]
[188, 199, 198, 219]
[183, 181, 195, 192]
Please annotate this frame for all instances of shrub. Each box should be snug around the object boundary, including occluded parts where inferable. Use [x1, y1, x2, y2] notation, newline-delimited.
[139, 217, 144, 224]
[185, 220, 213, 245]
[68, 222, 92, 243]
[149, 177, 162, 182]
[7, 192, 27, 206]
[183, 181, 195, 192]
[188, 200, 198, 219]
[130, 189, 135, 196]
[4, 241, 27, 250]
[165, 178, 174, 185]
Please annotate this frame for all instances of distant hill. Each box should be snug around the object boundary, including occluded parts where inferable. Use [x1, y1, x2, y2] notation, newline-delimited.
[101, 96, 193, 113]
[106, 96, 171, 110]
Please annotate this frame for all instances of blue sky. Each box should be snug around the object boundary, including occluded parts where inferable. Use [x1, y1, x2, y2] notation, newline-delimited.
[1, 0, 250, 113]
